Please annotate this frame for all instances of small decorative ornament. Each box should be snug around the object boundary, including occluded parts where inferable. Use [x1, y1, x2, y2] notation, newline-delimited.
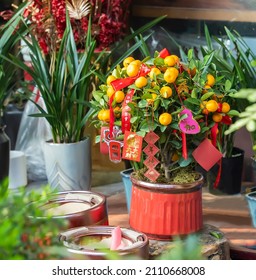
[179, 108, 200, 134]
[179, 108, 200, 160]
[192, 138, 223, 171]
[121, 89, 135, 133]
[143, 131, 160, 181]
[144, 168, 160, 182]
[109, 141, 122, 163]
[122, 131, 143, 162]
[101, 126, 123, 163]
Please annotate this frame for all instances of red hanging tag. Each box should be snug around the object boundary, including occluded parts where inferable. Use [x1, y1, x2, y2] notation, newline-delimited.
[109, 140, 122, 163]
[192, 138, 223, 171]
[122, 131, 143, 162]
[121, 89, 135, 133]
[143, 131, 160, 181]
[144, 168, 160, 182]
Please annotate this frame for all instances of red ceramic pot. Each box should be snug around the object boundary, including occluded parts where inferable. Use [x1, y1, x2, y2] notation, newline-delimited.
[129, 173, 204, 240]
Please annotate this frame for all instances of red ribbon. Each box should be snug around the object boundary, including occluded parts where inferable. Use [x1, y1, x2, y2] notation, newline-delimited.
[108, 94, 115, 137]
[111, 64, 151, 91]
[211, 123, 218, 147]
[213, 158, 222, 189]
[181, 132, 188, 160]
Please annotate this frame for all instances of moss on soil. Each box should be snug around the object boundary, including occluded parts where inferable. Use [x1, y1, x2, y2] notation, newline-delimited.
[133, 166, 201, 184]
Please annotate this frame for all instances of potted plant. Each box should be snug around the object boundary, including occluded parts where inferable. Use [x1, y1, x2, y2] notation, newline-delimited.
[197, 25, 256, 194]
[224, 88, 256, 227]
[4, 13, 100, 191]
[0, 178, 67, 259]
[1, 0, 164, 190]
[0, 3, 28, 183]
[89, 46, 238, 239]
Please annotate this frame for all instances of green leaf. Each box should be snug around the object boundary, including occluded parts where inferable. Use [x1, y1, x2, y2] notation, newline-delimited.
[185, 98, 201, 105]
[246, 120, 256, 132]
[191, 89, 198, 99]
[227, 110, 240, 117]
[178, 157, 192, 167]
[188, 49, 194, 61]
[138, 100, 148, 108]
[92, 91, 105, 102]
[130, 116, 139, 123]
[200, 91, 214, 101]
[210, 231, 222, 239]
[225, 80, 232, 91]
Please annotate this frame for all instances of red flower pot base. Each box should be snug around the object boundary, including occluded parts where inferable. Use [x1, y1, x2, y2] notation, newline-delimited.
[129, 175, 203, 240]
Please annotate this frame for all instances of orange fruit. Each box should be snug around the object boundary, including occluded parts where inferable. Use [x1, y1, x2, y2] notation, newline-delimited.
[123, 56, 135, 68]
[164, 67, 179, 83]
[130, 60, 141, 68]
[106, 75, 116, 85]
[149, 67, 161, 79]
[171, 55, 180, 64]
[114, 90, 125, 103]
[101, 109, 110, 122]
[164, 55, 176, 67]
[135, 76, 148, 88]
[206, 73, 215, 87]
[126, 63, 140, 77]
[200, 101, 207, 109]
[202, 84, 212, 94]
[206, 100, 218, 112]
[212, 113, 223, 123]
[107, 86, 115, 98]
[221, 102, 230, 113]
[200, 101, 208, 115]
[97, 109, 105, 121]
[159, 112, 172, 126]
[160, 86, 172, 98]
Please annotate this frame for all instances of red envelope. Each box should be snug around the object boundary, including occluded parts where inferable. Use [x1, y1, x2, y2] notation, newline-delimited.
[192, 138, 223, 171]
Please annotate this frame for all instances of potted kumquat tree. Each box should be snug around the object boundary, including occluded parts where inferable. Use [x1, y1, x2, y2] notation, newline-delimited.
[90, 47, 239, 239]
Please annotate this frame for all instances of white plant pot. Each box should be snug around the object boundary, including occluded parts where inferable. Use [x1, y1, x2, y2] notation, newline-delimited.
[43, 138, 91, 191]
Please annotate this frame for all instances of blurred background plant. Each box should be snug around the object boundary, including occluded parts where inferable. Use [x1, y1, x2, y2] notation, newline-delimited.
[0, 3, 28, 124]
[158, 235, 204, 260]
[225, 89, 256, 158]
[0, 179, 68, 260]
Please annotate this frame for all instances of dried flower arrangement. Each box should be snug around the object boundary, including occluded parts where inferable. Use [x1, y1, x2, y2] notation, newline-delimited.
[23, 0, 132, 53]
